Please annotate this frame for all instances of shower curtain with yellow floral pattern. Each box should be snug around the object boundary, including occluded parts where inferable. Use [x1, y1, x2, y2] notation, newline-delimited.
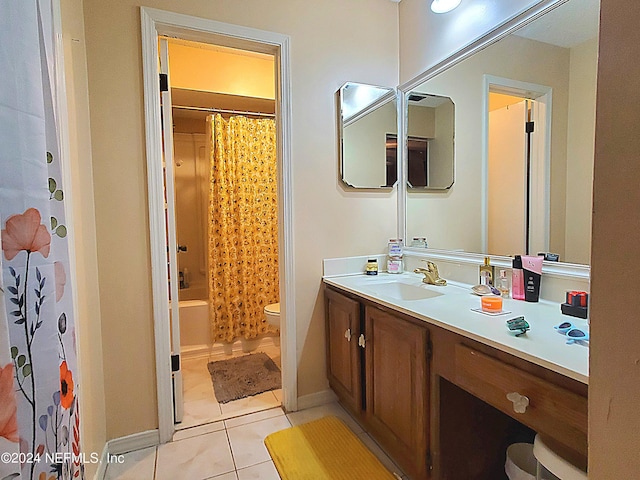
[207, 114, 279, 343]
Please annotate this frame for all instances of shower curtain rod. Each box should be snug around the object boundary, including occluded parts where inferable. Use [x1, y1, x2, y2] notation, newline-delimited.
[172, 104, 276, 118]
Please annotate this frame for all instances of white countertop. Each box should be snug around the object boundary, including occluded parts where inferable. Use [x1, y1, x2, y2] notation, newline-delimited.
[323, 272, 589, 384]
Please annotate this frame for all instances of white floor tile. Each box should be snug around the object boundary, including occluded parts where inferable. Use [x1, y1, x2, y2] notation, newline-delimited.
[227, 415, 291, 470]
[180, 397, 224, 429]
[183, 375, 217, 402]
[173, 420, 225, 441]
[205, 472, 238, 480]
[271, 389, 282, 403]
[236, 461, 280, 480]
[220, 391, 281, 418]
[156, 430, 235, 480]
[179, 346, 282, 431]
[224, 407, 285, 429]
[285, 401, 364, 434]
[103, 446, 156, 480]
[100, 396, 406, 480]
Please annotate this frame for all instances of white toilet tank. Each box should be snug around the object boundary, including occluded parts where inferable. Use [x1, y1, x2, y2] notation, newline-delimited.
[264, 302, 280, 327]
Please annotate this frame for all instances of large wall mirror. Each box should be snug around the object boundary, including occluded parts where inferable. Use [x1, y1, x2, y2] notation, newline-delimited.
[405, 0, 599, 265]
[338, 82, 397, 189]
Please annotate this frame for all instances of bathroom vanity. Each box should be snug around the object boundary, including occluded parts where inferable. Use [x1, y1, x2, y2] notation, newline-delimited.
[323, 273, 588, 480]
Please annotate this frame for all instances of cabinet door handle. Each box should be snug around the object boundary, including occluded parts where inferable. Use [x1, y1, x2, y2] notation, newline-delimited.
[358, 334, 366, 348]
[344, 328, 352, 341]
[506, 392, 530, 414]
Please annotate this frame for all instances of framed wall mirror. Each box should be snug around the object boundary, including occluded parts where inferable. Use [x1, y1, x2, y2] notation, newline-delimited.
[404, 0, 599, 265]
[338, 82, 397, 189]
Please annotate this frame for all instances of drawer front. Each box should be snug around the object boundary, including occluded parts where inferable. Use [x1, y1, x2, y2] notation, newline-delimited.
[454, 344, 587, 455]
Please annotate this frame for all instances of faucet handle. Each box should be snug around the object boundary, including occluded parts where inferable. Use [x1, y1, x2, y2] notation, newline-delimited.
[418, 260, 447, 286]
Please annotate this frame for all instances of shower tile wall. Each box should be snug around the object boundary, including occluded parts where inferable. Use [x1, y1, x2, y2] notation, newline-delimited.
[174, 132, 209, 301]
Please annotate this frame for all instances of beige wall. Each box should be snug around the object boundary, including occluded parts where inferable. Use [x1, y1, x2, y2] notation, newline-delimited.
[590, 0, 640, 475]
[343, 101, 397, 187]
[429, 101, 454, 187]
[565, 38, 597, 264]
[79, 0, 398, 440]
[60, 0, 106, 476]
[407, 105, 436, 138]
[168, 41, 275, 99]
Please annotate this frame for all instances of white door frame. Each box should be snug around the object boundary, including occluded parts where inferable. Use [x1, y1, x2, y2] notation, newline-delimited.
[158, 38, 184, 424]
[482, 75, 552, 255]
[140, 7, 297, 443]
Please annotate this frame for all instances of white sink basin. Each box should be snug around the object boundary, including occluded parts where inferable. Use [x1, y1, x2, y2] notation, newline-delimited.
[364, 281, 443, 301]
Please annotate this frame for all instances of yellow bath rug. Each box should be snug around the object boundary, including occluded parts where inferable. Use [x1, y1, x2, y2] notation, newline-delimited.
[264, 415, 397, 480]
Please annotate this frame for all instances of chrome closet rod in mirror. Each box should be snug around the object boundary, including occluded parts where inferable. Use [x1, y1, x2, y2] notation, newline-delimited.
[337, 82, 398, 189]
[402, 0, 599, 266]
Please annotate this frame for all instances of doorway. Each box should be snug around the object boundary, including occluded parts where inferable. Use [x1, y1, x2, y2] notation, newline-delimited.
[141, 8, 296, 443]
[166, 37, 282, 430]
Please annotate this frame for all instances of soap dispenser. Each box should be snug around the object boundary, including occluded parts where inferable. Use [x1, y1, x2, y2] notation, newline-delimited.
[511, 255, 525, 300]
[479, 256, 495, 286]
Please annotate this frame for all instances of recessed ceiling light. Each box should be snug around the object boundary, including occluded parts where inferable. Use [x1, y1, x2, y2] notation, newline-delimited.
[431, 0, 462, 14]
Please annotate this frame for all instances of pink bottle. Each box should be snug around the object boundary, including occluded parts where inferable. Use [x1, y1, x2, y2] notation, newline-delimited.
[511, 255, 525, 300]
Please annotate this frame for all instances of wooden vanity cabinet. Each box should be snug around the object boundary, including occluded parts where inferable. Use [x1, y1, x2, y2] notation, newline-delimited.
[364, 305, 430, 480]
[325, 287, 362, 415]
[430, 327, 588, 477]
[325, 287, 430, 479]
[453, 343, 588, 459]
[325, 284, 587, 479]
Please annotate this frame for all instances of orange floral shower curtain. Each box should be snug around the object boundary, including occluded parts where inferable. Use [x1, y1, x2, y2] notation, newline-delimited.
[1, 2, 85, 479]
[207, 114, 279, 342]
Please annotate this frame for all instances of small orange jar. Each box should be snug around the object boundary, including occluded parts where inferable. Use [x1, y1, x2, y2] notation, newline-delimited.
[481, 296, 503, 313]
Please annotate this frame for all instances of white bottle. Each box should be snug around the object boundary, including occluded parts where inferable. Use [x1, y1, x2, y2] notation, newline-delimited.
[498, 269, 510, 298]
[387, 239, 404, 274]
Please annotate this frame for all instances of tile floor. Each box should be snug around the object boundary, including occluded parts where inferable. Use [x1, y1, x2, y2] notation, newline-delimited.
[104, 342, 408, 479]
[103, 402, 408, 480]
[179, 343, 282, 430]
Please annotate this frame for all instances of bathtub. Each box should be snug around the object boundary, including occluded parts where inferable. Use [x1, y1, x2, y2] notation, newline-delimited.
[179, 300, 212, 356]
[178, 299, 280, 358]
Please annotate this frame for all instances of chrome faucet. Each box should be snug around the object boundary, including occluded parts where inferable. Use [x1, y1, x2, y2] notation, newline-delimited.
[414, 260, 447, 286]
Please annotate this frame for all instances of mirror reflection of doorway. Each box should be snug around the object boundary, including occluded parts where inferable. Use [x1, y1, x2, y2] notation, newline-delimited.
[385, 134, 429, 187]
[488, 95, 530, 256]
[485, 78, 551, 258]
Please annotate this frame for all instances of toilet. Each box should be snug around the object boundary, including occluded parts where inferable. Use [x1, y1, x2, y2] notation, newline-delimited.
[264, 302, 280, 328]
[242, 303, 280, 352]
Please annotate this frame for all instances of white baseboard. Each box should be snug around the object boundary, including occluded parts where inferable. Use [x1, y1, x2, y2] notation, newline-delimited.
[181, 334, 280, 360]
[108, 429, 160, 455]
[92, 388, 333, 480]
[94, 429, 160, 480]
[180, 344, 214, 360]
[296, 389, 338, 411]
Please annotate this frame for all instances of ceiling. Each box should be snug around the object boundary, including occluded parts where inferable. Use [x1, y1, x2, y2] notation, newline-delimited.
[514, 0, 600, 48]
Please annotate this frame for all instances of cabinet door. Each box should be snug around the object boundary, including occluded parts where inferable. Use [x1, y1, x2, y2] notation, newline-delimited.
[365, 306, 430, 479]
[325, 288, 362, 415]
